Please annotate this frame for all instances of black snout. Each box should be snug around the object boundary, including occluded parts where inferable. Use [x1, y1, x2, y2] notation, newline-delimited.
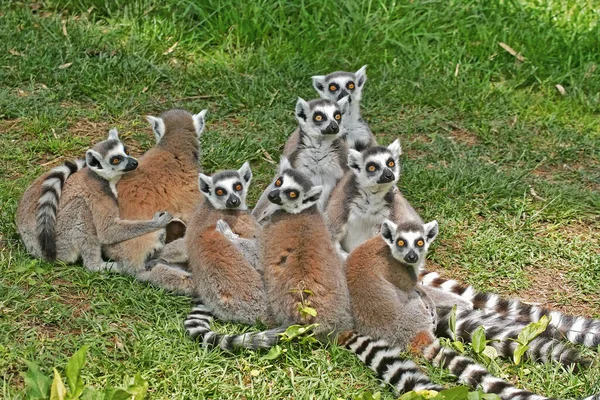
[337, 90, 349, 100]
[323, 122, 339, 135]
[404, 250, 418, 264]
[124, 158, 138, 171]
[267, 189, 282, 205]
[377, 168, 394, 184]
[226, 194, 241, 208]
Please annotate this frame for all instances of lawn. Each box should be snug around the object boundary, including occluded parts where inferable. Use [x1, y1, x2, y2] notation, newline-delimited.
[0, 0, 599, 398]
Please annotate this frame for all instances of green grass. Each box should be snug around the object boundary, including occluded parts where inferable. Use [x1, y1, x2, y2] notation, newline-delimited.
[1, 0, 599, 398]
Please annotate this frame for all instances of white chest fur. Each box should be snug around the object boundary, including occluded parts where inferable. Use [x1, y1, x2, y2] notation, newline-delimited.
[341, 190, 391, 252]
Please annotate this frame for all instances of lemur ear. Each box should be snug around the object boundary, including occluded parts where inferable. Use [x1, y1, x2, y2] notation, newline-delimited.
[146, 115, 166, 143]
[380, 219, 397, 246]
[85, 149, 104, 171]
[193, 109, 208, 137]
[303, 185, 322, 204]
[424, 220, 439, 244]
[107, 128, 119, 141]
[387, 139, 402, 159]
[348, 149, 363, 173]
[278, 156, 292, 174]
[198, 173, 213, 195]
[312, 75, 327, 96]
[355, 65, 367, 89]
[295, 98, 310, 123]
[238, 161, 252, 184]
[337, 96, 350, 116]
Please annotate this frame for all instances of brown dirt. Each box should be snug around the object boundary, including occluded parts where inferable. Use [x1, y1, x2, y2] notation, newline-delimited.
[447, 126, 479, 147]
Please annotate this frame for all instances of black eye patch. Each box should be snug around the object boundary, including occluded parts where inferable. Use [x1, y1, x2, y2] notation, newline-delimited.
[233, 182, 243, 191]
[366, 162, 379, 173]
[215, 187, 227, 196]
[313, 112, 327, 123]
[328, 83, 339, 92]
[346, 81, 355, 90]
[284, 189, 299, 199]
[110, 156, 121, 165]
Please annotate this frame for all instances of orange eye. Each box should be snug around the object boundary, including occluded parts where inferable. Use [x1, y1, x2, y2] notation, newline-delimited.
[315, 115, 323, 121]
[335, 113, 341, 120]
[111, 158, 120, 165]
[417, 240, 424, 247]
[289, 191, 297, 198]
[216, 189, 224, 196]
[124, 147, 129, 155]
[235, 184, 242, 191]
[388, 161, 395, 167]
[275, 179, 282, 187]
[368, 165, 376, 172]
[397, 239, 405, 247]
[348, 83, 355, 90]
[329, 85, 337, 91]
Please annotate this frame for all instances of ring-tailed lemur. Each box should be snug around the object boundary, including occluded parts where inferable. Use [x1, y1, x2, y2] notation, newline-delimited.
[343, 220, 595, 399]
[325, 139, 422, 259]
[105, 109, 207, 292]
[186, 163, 353, 349]
[252, 97, 350, 223]
[16, 129, 173, 272]
[420, 270, 600, 348]
[312, 65, 376, 151]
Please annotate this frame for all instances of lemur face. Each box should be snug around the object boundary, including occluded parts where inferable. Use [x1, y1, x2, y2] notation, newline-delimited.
[266, 157, 322, 214]
[312, 65, 367, 104]
[380, 219, 438, 268]
[86, 129, 139, 181]
[348, 139, 402, 190]
[295, 97, 350, 139]
[198, 162, 252, 210]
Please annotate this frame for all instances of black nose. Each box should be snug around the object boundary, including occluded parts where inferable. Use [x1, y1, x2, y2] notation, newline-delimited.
[124, 158, 138, 171]
[377, 168, 394, 184]
[268, 189, 282, 205]
[226, 195, 240, 208]
[404, 251, 418, 264]
[323, 122, 339, 135]
[337, 90, 348, 100]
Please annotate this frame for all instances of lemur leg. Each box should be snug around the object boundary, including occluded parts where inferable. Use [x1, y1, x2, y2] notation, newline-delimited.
[78, 234, 122, 272]
[136, 263, 195, 296]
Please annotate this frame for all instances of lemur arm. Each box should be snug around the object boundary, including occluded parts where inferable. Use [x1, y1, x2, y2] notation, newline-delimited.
[93, 207, 171, 245]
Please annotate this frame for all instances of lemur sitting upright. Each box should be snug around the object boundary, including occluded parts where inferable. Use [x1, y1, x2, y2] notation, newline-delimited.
[252, 97, 350, 223]
[311, 65, 376, 151]
[17, 129, 173, 272]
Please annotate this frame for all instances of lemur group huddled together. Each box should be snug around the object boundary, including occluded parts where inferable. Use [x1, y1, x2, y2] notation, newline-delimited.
[17, 66, 600, 399]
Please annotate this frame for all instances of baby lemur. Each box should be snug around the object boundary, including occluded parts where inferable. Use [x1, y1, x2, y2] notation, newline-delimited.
[17, 129, 173, 272]
[104, 109, 206, 291]
[326, 139, 421, 258]
[186, 161, 353, 349]
[312, 65, 376, 151]
[253, 97, 350, 222]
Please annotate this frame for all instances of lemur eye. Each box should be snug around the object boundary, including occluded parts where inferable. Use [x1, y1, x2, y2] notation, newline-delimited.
[314, 115, 323, 121]
[329, 85, 337, 91]
[235, 184, 243, 191]
[275, 179, 282, 187]
[124, 147, 129, 155]
[288, 191, 298, 199]
[111, 157, 120, 165]
[334, 113, 341, 121]
[368, 165, 376, 172]
[397, 239, 406, 247]
[216, 189, 225, 196]
[388, 161, 395, 168]
[417, 240, 425, 247]
[347, 82, 355, 90]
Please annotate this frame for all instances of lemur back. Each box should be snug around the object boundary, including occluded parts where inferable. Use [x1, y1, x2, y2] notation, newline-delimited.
[104, 109, 206, 290]
[253, 97, 350, 222]
[16, 129, 172, 272]
[312, 65, 376, 151]
[326, 139, 422, 258]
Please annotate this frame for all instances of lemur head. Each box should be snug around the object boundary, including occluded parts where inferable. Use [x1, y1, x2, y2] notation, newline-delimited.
[146, 109, 208, 144]
[266, 157, 322, 214]
[312, 65, 367, 105]
[295, 97, 350, 140]
[198, 162, 252, 210]
[380, 219, 438, 270]
[348, 139, 402, 190]
[85, 128, 138, 181]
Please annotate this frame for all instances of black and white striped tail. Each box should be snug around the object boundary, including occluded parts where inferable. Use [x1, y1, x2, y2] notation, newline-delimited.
[436, 308, 589, 368]
[421, 271, 600, 348]
[36, 159, 85, 260]
[184, 303, 284, 351]
[340, 332, 444, 393]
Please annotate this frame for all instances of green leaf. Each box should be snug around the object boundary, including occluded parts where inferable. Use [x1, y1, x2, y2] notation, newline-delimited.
[300, 306, 317, 317]
[50, 369, 67, 400]
[105, 388, 133, 400]
[471, 326, 486, 354]
[66, 345, 89, 398]
[513, 344, 529, 365]
[23, 361, 52, 400]
[281, 323, 319, 341]
[482, 346, 498, 360]
[452, 341, 465, 353]
[436, 386, 469, 400]
[81, 387, 102, 400]
[261, 345, 283, 360]
[449, 305, 457, 341]
[517, 316, 549, 345]
[126, 373, 148, 400]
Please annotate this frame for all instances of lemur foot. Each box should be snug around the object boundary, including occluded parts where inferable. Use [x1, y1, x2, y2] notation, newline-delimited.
[215, 219, 239, 240]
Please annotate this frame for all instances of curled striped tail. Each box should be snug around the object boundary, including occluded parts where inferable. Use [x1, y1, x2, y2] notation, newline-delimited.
[420, 271, 600, 348]
[338, 331, 444, 394]
[36, 159, 86, 260]
[423, 340, 550, 400]
[184, 303, 284, 351]
[436, 308, 590, 368]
